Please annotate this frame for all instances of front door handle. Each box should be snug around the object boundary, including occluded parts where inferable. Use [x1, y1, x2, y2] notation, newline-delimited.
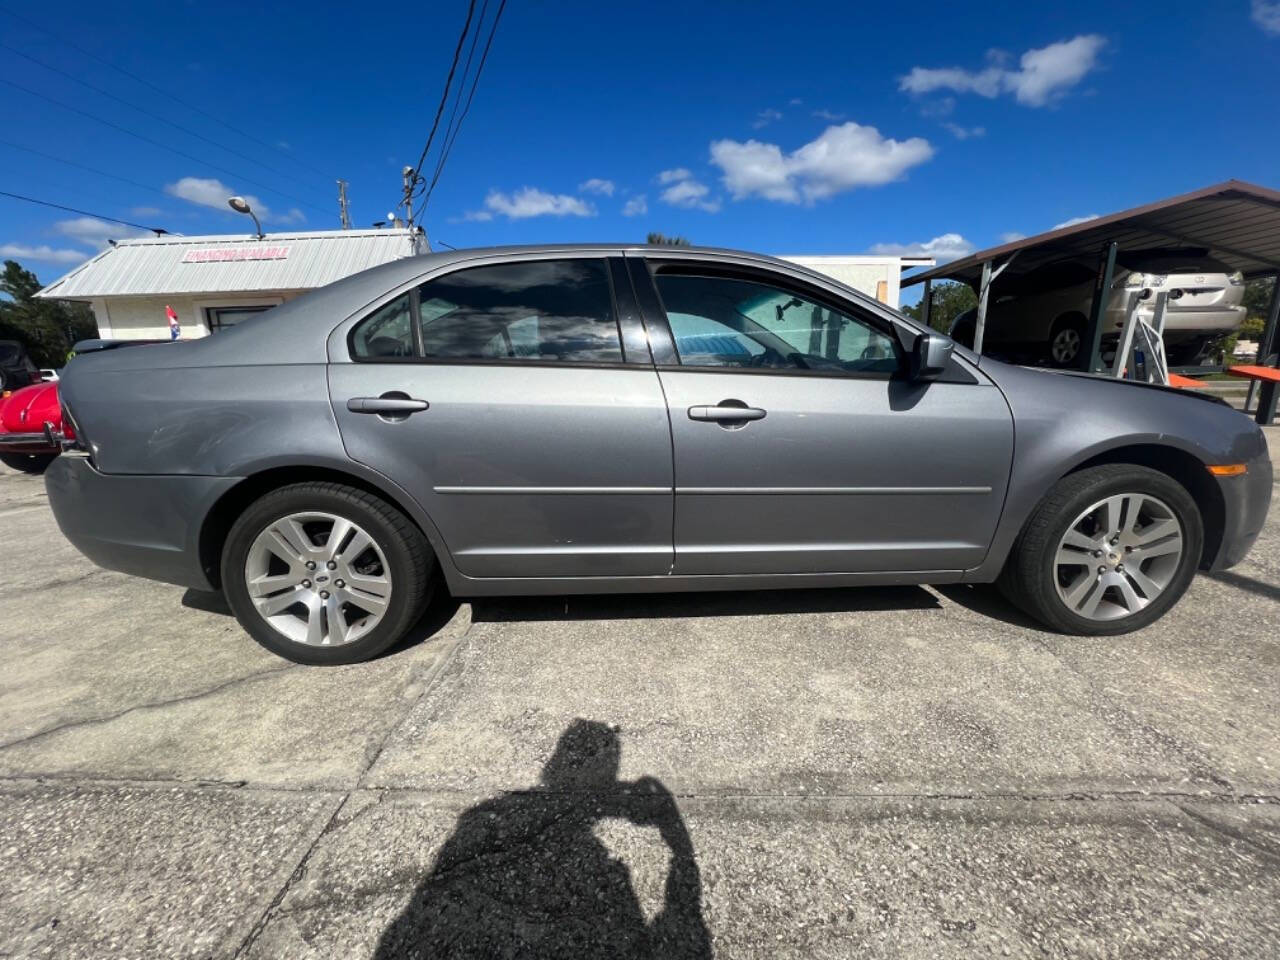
[346, 396, 429, 414]
[688, 401, 766, 423]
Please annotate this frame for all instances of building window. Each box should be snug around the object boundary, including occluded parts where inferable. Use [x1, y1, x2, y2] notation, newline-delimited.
[206, 305, 272, 333]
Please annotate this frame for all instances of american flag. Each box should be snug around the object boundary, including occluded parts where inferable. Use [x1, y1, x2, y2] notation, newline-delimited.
[166, 304, 181, 340]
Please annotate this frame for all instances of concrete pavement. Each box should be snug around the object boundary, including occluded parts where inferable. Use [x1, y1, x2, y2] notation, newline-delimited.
[0, 430, 1277, 958]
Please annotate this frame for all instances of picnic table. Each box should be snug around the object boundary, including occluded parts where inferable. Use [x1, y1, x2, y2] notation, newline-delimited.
[1226, 365, 1280, 425]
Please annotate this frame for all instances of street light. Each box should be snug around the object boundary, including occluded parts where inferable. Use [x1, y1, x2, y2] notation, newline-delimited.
[226, 196, 264, 239]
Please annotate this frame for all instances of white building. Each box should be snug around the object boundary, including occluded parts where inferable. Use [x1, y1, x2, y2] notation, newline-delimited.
[36, 228, 426, 339]
[780, 255, 935, 309]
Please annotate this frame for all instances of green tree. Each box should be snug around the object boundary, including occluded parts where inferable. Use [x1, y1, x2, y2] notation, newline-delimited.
[646, 232, 690, 246]
[901, 280, 977, 333]
[0, 260, 97, 367]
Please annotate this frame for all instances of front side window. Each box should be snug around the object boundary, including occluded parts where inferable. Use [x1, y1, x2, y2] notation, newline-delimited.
[654, 272, 899, 374]
[417, 259, 622, 363]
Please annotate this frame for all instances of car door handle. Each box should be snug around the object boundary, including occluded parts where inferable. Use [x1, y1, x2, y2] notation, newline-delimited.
[688, 403, 766, 422]
[346, 396, 429, 414]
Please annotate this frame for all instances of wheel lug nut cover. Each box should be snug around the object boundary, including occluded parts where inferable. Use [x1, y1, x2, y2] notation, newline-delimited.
[327, 560, 337, 569]
[302, 579, 311, 588]
[320, 590, 329, 599]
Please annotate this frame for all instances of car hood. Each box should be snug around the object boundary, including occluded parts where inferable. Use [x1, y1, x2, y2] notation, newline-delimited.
[0, 380, 61, 433]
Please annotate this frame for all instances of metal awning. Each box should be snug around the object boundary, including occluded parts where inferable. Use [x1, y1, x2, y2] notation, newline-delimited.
[903, 179, 1280, 288]
[36, 228, 426, 300]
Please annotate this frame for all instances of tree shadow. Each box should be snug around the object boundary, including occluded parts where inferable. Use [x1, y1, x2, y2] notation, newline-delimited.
[374, 719, 712, 959]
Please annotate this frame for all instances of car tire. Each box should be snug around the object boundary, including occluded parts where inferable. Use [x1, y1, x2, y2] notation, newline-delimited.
[1046, 314, 1085, 368]
[0, 451, 57, 473]
[221, 481, 435, 665]
[998, 464, 1202, 635]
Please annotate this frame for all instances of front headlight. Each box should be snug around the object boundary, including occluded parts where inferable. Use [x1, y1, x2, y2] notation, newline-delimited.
[1124, 272, 1146, 288]
[1228, 270, 1245, 285]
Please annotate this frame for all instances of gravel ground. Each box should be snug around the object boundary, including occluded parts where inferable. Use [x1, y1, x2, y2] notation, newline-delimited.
[0, 429, 1277, 958]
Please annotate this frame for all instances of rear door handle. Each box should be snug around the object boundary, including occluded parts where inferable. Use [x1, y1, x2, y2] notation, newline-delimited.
[346, 396, 429, 414]
[688, 403, 766, 422]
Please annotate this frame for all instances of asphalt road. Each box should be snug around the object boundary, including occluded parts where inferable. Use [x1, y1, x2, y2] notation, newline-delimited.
[1, 433, 1278, 959]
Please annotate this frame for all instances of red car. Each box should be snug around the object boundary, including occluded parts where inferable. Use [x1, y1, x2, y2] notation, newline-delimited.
[0, 379, 67, 472]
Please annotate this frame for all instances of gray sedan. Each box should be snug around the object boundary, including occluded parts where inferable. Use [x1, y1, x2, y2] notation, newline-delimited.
[45, 245, 1271, 664]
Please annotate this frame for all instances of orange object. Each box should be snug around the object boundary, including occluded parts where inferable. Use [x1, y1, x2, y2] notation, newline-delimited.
[1226, 365, 1280, 382]
[1166, 373, 1202, 387]
[1207, 463, 1248, 476]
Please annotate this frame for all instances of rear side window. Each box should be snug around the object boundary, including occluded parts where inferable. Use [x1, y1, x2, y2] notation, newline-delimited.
[418, 259, 623, 363]
[351, 294, 415, 359]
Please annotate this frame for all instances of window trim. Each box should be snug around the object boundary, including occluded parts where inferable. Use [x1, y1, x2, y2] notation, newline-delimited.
[347, 256, 634, 368]
[640, 260, 907, 380]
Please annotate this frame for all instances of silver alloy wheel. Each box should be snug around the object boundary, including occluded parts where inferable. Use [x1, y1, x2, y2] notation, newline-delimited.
[1051, 327, 1081, 364]
[1054, 493, 1184, 621]
[244, 511, 392, 646]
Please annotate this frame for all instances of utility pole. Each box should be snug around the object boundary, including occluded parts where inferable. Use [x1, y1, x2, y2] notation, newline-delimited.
[336, 180, 352, 229]
[400, 166, 417, 228]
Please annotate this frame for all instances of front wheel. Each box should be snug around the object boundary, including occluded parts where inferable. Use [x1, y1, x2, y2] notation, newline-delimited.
[221, 482, 435, 664]
[1047, 315, 1085, 368]
[999, 465, 1202, 635]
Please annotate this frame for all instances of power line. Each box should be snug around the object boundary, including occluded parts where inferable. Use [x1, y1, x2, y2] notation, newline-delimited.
[0, 77, 328, 217]
[0, 41, 325, 189]
[0, 138, 175, 200]
[0, 190, 169, 234]
[426, 0, 489, 195]
[0, 6, 332, 181]
[424, 0, 508, 210]
[410, 0, 479, 190]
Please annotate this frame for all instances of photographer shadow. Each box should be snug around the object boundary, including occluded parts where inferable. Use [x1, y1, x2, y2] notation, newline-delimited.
[373, 719, 712, 959]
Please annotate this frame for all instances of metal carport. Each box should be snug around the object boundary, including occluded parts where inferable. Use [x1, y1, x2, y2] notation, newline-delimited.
[902, 180, 1280, 421]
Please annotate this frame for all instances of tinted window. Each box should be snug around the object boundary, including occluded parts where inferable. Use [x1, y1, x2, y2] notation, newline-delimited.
[418, 259, 622, 363]
[351, 294, 415, 358]
[654, 273, 898, 374]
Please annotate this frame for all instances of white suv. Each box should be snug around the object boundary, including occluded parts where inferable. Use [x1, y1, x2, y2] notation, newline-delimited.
[950, 248, 1247, 367]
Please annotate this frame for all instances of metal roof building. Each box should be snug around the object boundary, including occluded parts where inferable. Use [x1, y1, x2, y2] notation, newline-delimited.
[35, 228, 426, 340]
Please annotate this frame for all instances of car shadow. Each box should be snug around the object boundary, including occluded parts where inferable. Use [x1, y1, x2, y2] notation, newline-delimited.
[373, 719, 712, 959]
[932, 582, 1047, 631]
[469, 584, 940, 625]
[1203, 569, 1280, 604]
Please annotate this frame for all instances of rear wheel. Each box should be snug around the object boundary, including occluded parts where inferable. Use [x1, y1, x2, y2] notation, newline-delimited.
[1047, 315, 1085, 368]
[221, 482, 434, 664]
[999, 465, 1202, 635]
[0, 451, 56, 473]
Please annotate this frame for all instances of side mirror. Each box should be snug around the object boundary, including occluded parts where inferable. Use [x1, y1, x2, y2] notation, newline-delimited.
[910, 332, 954, 381]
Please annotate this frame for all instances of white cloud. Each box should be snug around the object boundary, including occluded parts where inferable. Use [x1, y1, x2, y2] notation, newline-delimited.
[812, 108, 845, 121]
[130, 206, 162, 218]
[788, 97, 803, 106]
[710, 121, 934, 205]
[1053, 214, 1099, 229]
[54, 216, 150, 248]
[166, 176, 265, 216]
[869, 233, 974, 263]
[900, 35, 1106, 107]
[660, 175, 720, 213]
[942, 122, 985, 140]
[999, 231, 1027, 243]
[0, 243, 89, 264]
[753, 108, 783, 129]
[276, 207, 306, 225]
[468, 187, 595, 220]
[622, 194, 648, 217]
[657, 168, 693, 185]
[578, 178, 615, 196]
[1253, 1, 1280, 33]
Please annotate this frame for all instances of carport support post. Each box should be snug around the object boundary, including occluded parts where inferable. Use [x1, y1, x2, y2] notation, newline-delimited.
[973, 261, 992, 355]
[1247, 273, 1280, 423]
[920, 279, 932, 330]
[1081, 241, 1118, 373]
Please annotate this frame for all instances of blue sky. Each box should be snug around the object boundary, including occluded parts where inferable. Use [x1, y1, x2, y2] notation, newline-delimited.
[2, 0, 1279, 294]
